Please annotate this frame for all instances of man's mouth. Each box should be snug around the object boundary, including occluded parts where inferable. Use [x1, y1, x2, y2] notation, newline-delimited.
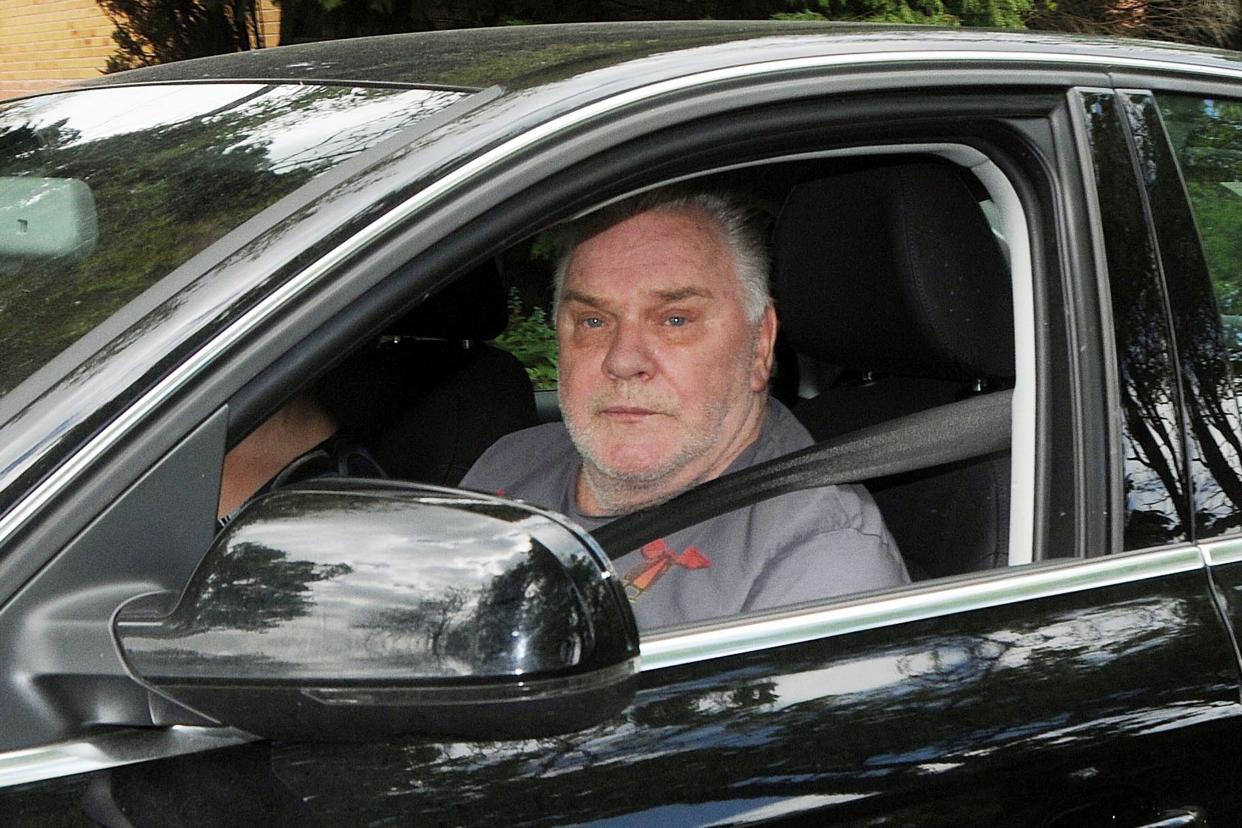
[599, 406, 662, 422]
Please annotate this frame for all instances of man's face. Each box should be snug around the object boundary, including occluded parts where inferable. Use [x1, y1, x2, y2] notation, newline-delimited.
[556, 207, 776, 508]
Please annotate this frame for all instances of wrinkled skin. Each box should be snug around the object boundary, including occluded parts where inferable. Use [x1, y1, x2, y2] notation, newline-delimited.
[556, 207, 776, 514]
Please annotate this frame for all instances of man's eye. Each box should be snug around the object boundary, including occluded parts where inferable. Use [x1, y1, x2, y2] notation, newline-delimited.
[582, 317, 604, 329]
[666, 315, 688, 327]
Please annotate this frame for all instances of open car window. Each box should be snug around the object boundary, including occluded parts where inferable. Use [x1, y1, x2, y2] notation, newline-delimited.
[223, 147, 1031, 635]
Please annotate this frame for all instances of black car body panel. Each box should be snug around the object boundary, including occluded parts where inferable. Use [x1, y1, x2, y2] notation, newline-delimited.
[4, 558, 1240, 825]
[64, 22, 1242, 93]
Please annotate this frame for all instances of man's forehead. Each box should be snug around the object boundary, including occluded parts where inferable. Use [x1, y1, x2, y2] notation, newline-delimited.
[564, 208, 737, 294]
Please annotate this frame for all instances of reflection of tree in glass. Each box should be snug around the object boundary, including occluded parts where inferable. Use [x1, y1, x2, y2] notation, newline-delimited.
[1154, 94, 1242, 536]
[0, 119, 69, 168]
[0, 85, 458, 397]
[1159, 96, 1242, 318]
[1082, 94, 1189, 546]
[1, 101, 295, 395]
[175, 541, 351, 634]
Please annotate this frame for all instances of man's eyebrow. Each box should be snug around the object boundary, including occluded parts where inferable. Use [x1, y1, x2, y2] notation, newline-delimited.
[559, 286, 713, 309]
[653, 287, 713, 303]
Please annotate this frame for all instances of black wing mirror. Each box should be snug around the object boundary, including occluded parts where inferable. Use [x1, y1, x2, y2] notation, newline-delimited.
[113, 480, 639, 741]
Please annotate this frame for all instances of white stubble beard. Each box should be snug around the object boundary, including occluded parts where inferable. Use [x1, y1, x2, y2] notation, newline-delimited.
[560, 333, 759, 514]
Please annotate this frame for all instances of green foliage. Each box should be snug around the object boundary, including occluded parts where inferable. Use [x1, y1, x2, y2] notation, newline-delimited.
[1159, 95, 1242, 317]
[772, 10, 831, 19]
[276, 0, 1030, 43]
[781, 0, 1031, 28]
[528, 230, 561, 263]
[491, 288, 559, 390]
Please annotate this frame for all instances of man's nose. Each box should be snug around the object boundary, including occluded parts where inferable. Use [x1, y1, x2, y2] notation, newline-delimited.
[602, 321, 654, 381]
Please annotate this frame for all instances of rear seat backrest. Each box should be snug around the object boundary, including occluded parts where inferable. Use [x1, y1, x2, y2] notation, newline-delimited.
[316, 261, 537, 486]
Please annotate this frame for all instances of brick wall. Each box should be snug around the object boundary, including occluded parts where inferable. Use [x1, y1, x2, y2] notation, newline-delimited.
[0, 0, 281, 101]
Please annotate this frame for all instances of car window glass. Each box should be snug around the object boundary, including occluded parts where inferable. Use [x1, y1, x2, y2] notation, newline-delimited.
[1153, 92, 1242, 539]
[1157, 95, 1242, 339]
[1080, 90, 1191, 549]
[0, 83, 468, 398]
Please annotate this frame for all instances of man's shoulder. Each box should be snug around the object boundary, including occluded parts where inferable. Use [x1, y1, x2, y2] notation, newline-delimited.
[749, 399, 814, 462]
[460, 421, 577, 497]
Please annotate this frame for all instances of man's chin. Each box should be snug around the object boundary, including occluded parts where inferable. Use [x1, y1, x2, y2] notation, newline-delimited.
[588, 448, 683, 485]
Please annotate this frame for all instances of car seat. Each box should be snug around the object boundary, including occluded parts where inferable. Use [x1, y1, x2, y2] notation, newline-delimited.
[773, 160, 1015, 579]
[315, 260, 538, 486]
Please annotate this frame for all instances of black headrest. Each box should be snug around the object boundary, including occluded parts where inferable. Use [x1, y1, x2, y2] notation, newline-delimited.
[388, 258, 509, 341]
[774, 162, 1014, 381]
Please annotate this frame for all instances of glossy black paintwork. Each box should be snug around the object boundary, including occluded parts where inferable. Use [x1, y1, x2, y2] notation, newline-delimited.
[68, 22, 1242, 94]
[267, 573, 1242, 826]
[9, 565, 1240, 826]
[1079, 90, 1191, 549]
[114, 480, 638, 740]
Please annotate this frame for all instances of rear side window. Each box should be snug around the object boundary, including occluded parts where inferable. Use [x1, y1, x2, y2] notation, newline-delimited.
[0, 83, 467, 398]
[1152, 92, 1242, 540]
[1157, 94, 1242, 393]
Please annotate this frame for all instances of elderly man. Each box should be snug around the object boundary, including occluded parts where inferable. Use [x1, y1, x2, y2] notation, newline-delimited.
[462, 190, 908, 629]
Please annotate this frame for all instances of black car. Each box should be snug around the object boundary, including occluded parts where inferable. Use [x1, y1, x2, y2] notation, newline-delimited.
[4, 19, 1242, 826]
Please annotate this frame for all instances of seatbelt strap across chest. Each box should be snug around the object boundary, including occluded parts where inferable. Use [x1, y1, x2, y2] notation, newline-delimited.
[590, 390, 1012, 560]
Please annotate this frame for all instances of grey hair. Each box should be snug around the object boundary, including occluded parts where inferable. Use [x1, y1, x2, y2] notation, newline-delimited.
[552, 189, 772, 325]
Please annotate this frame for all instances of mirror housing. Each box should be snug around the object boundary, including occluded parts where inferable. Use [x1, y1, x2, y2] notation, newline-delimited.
[114, 481, 639, 741]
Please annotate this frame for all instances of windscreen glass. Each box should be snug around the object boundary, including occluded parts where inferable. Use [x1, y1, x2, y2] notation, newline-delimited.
[0, 83, 467, 397]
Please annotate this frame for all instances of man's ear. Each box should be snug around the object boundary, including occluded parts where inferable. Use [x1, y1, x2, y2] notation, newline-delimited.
[750, 304, 778, 392]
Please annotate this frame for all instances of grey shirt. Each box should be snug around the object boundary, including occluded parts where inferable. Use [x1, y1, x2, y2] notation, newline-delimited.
[461, 399, 909, 630]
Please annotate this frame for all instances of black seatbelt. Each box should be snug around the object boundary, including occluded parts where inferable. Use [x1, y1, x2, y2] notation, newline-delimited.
[590, 389, 1012, 560]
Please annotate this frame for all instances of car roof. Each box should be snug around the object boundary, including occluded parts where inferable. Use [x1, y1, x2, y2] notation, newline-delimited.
[74, 20, 1242, 94]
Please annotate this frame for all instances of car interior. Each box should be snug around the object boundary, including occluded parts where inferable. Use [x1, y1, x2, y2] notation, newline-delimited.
[226, 150, 1024, 601]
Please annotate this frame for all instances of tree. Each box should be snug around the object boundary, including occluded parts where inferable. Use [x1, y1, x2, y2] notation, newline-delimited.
[275, 1, 829, 43]
[1026, 0, 1241, 47]
[98, 0, 266, 72]
[780, 0, 1032, 28]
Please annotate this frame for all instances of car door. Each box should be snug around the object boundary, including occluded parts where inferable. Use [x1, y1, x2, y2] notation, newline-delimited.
[229, 80, 1242, 825]
[4, 55, 1242, 828]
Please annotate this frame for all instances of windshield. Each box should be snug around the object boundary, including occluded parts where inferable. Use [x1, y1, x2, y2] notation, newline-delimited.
[0, 83, 468, 397]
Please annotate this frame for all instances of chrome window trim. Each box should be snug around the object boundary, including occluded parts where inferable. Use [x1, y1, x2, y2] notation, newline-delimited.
[1202, 536, 1242, 567]
[2, 49, 1239, 551]
[0, 726, 255, 790]
[639, 546, 1203, 671]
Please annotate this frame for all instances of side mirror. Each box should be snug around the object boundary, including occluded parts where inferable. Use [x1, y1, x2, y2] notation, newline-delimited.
[113, 481, 639, 741]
